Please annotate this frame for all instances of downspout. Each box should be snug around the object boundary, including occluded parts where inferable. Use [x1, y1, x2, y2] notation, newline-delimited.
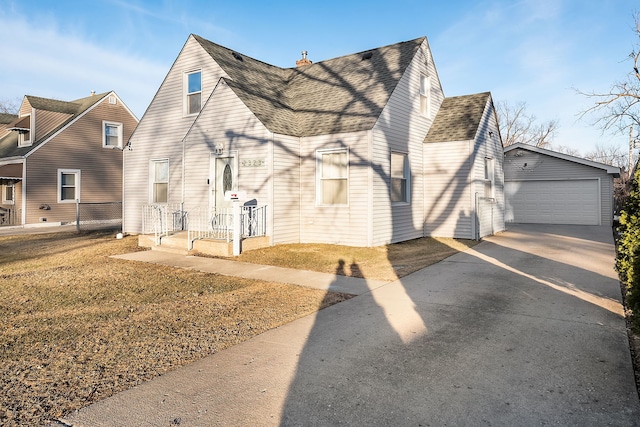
[299, 136, 303, 243]
[181, 133, 186, 219]
[21, 160, 27, 225]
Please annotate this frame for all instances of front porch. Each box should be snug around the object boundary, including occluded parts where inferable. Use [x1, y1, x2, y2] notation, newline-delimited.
[139, 204, 270, 256]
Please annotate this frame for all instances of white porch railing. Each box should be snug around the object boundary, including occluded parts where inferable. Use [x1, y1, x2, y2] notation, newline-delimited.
[142, 204, 187, 245]
[187, 205, 267, 250]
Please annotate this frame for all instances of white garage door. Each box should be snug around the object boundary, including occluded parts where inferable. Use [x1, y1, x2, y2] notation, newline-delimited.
[505, 179, 600, 225]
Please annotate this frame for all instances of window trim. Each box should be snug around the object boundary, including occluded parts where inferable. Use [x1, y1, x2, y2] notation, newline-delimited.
[102, 120, 123, 148]
[420, 75, 431, 118]
[390, 151, 411, 204]
[57, 169, 81, 203]
[17, 114, 32, 147]
[316, 148, 349, 206]
[149, 159, 169, 204]
[2, 183, 15, 205]
[484, 157, 495, 199]
[184, 69, 202, 117]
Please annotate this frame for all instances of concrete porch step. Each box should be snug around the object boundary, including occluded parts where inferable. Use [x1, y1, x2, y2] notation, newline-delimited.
[138, 232, 270, 257]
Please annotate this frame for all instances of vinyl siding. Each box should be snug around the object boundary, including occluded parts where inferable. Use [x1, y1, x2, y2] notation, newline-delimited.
[35, 110, 73, 141]
[504, 149, 615, 226]
[299, 131, 370, 246]
[24, 97, 136, 225]
[424, 140, 473, 238]
[371, 39, 444, 245]
[272, 133, 301, 244]
[183, 80, 271, 216]
[124, 36, 225, 233]
[470, 98, 505, 237]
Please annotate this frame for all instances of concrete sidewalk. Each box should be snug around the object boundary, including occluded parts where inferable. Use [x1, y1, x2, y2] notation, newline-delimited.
[59, 224, 640, 426]
[111, 251, 388, 296]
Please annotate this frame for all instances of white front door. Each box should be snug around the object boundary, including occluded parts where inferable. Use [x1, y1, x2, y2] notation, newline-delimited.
[210, 155, 236, 211]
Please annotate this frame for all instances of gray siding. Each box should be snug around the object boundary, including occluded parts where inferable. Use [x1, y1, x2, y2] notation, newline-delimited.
[371, 39, 444, 245]
[504, 148, 615, 226]
[124, 35, 226, 233]
[35, 110, 73, 142]
[25, 97, 136, 225]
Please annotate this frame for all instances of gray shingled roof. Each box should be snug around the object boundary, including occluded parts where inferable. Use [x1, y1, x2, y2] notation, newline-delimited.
[193, 35, 425, 137]
[424, 92, 491, 143]
[0, 92, 109, 159]
[0, 113, 17, 124]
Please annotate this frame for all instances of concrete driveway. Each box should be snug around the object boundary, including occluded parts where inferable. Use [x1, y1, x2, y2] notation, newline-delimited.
[60, 224, 640, 426]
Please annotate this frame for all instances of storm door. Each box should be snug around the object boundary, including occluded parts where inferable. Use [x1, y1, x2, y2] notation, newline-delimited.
[210, 155, 236, 211]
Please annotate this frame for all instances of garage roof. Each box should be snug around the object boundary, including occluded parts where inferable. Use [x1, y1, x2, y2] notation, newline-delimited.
[504, 143, 620, 177]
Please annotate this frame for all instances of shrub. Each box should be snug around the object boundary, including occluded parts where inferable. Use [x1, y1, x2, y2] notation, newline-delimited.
[617, 167, 640, 317]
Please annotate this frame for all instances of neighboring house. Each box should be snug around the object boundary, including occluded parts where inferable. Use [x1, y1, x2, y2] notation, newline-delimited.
[123, 34, 505, 247]
[504, 143, 620, 226]
[0, 92, 138, 227]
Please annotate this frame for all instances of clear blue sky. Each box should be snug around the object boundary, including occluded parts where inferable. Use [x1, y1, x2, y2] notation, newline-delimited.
[0, 0, 637, 155]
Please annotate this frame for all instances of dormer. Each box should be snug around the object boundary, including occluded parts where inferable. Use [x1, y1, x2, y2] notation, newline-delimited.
[7, 112, 33, 147]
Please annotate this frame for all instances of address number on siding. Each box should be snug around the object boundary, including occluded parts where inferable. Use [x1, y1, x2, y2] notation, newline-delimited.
[241, 159, 266, 167]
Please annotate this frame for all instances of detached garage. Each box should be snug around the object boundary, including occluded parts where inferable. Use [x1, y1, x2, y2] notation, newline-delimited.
[504, 143, 620, 226]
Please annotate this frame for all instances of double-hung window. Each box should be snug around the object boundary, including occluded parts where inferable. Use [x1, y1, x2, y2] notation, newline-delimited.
[391, 152, 410, 203]
[185, 70, 202, 116]
[58, 169, 80, 202]
[103, 121, 123, 148]
[420, 75, 431, 117]
[484, 157, 495, 198]
[151, 160, 169, 204]
[317, 149, 348, 205]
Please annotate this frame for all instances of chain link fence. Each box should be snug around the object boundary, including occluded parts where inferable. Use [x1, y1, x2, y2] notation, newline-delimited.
[76, 201, 122, 232]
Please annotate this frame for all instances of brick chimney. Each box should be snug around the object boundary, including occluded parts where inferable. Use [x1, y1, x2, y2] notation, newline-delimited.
[296, 50, 312, 67]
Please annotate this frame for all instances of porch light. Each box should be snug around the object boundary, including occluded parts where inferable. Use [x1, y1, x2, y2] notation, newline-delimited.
[214, 143, 224, 155]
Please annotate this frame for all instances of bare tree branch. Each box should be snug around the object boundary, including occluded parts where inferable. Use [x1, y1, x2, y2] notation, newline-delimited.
[577, 12, 640, 135]
[0, 98, 20, 114]
[496, 100, 558, 147]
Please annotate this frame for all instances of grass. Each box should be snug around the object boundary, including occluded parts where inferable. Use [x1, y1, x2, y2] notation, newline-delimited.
[232, 237, 478, 282]
[0, 230, 477, 426]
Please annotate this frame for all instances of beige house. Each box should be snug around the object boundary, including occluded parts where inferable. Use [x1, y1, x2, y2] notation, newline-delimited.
[123, 35, 504, 248]
[0, 92, 138, 227]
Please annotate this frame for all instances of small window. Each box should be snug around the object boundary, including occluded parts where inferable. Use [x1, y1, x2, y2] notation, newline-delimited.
[420, 75, 431, 117]
[391, 152, 410, 203]
[317, 149, 348, 205]
[103, 121, 123, 148]
[185, 71, 202, 115]
[58, 169, 80, 202]
[484, 158, 495, 198]
[151, 160, 169, 204]
[2, 183, 15, 204]
[109, 95, 117, 105]
[17, 114, 32, 147]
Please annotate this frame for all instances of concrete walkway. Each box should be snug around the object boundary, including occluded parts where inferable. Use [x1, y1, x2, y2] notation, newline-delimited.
[59, 224, 639, 426]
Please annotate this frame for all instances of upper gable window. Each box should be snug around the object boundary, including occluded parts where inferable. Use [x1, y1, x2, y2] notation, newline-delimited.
[185, 71, 202, 116]
[103, 121, 123, 148]
[420, 75, 431, 117]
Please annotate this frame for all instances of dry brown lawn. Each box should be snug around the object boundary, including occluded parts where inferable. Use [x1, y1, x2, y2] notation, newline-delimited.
[0, 230, 476, 426]
[232, 237, 478, 282]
